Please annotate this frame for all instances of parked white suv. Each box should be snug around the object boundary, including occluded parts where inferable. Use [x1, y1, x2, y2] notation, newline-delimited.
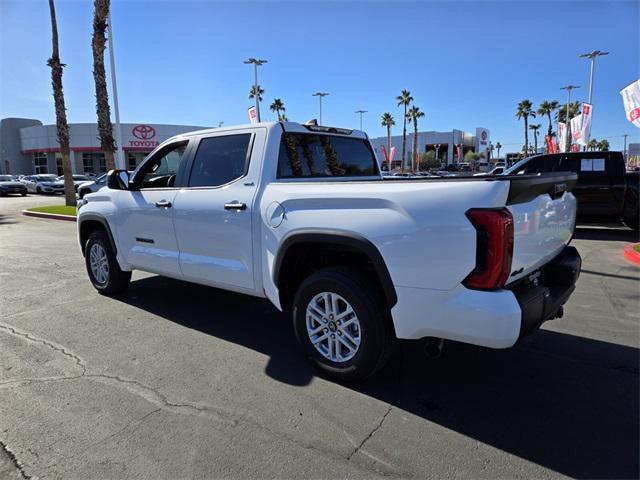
[77, 122, 581, 380]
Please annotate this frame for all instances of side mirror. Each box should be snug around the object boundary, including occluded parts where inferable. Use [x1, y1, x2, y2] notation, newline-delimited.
[107, 170, 129, 190]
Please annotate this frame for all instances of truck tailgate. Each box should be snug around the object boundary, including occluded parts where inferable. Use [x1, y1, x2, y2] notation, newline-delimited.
[505, 173, 577, 284]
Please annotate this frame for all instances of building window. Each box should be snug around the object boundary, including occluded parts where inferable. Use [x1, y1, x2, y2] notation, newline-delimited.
[82, 153, 94, 174]
[127, 152, 146, 171]
[81, 152, 106, 174]
[34, 153, 48, 174]
[56, 154, 64, 176]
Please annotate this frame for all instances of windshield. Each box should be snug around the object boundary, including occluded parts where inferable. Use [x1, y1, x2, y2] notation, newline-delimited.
[36, 175, 58, 181]
[73, 175, 90, 181]
[0, 175, 13, 181]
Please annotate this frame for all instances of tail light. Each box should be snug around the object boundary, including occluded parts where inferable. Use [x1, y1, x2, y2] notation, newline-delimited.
[463, 208, 514, 290]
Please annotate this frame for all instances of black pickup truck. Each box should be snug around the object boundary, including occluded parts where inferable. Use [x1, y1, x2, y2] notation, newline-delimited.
[505, 151, 639, 230]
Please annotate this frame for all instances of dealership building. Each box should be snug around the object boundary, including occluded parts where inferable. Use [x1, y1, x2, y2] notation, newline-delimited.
[369, 127, 491, 168]
[0, 118, 208, 175]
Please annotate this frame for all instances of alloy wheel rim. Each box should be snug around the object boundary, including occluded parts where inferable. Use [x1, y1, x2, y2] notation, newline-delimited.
[89, 243, 109, 285]
[306, 292, 361, 363]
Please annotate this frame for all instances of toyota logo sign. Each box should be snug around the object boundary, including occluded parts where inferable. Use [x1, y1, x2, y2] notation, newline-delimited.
[132, 125, 156, 140]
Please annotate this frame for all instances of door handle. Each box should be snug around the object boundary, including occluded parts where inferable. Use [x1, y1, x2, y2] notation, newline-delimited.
[224, 201, 247, 211]
[155, 200, 172, 208]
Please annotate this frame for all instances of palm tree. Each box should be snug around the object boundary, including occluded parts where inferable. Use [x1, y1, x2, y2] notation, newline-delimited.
[380, 112, 395, 168]
[396, 89, 413, 172]
[47, 0, 75, 207]
[270, 98, 285, 121]
[529, 124, 541, 153]
[249, 85, 264, 103]
[495, 141, 502, 161]
[91, 0, 116, 171]
[406, 106, 425, 172]
[598, 139, 610, 151]
[587, 139, 598, 151]
[516, 99, 536, 156]
[537, 100, 559, 139]
[556, 101, 581, 123]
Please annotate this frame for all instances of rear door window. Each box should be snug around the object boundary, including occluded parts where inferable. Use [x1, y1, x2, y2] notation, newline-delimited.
[277, 133, 378, 178]
[188, 134, 252, 187]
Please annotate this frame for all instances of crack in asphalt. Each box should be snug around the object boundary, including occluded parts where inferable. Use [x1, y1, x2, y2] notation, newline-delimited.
[0, 321, 384, 477]
[0, 323, 86, 376]
[347, 404, 393, 461]
[0, 439, 30, 479]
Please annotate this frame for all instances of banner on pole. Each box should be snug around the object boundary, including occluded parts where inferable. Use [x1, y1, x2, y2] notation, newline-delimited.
[581, 103, 593, 145]
[558, 122, 567, 152]
[570, 114, 584, 146]
[545, 135, 555, 154]
[380, 145, 389, 163]
[389, 146, 395, 165]
[248, 106, 258, 124]
[620, 79, 640, 128]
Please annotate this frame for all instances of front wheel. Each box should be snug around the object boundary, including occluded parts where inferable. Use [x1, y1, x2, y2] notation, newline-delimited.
[84, 230, 131, 295]
[292, 267, 395, 381]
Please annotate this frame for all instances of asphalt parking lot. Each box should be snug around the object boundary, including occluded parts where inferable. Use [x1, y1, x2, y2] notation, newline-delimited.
[1, 195, 638, 479]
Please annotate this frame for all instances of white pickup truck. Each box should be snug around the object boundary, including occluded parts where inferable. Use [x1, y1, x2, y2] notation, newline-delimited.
[77, 121, 581, 380]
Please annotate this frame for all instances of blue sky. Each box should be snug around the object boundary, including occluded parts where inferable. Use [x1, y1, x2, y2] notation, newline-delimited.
[1, 0, 638, 151]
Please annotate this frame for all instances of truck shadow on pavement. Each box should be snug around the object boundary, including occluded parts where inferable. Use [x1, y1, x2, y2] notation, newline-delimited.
[574, 225, 639, 242]
[119, 275, 639, 480]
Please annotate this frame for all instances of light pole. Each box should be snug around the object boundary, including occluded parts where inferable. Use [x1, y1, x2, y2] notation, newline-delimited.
[623, 133, 628, 162]
[107, 13, 124, 170]
[434, 143, 441, 166]
[244, 58, 267, 122]
[355, 110, 367, 130]
[312, 92, 329, 125]
[580, 50, 609, 104]
[218, 121, 224, 128]
[560, 85, 580, 151]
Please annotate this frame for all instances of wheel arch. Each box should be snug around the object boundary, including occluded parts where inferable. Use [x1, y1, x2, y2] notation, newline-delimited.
[78, 214, 118, 257]
[273, 229, 397, 311]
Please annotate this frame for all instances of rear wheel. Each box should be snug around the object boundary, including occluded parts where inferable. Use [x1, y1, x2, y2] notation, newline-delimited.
[36, 186, 42, 194]
[84, 230, 131, 295]
[292, 267, 395, 381]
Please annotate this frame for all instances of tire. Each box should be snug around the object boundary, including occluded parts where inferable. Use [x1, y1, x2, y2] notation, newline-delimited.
[36, 187, 42, 194]
[292, 267, 395, 381]
[84, 230, 131, 295]
[21, 192, 26, 197]
[78, 189, 88, 199]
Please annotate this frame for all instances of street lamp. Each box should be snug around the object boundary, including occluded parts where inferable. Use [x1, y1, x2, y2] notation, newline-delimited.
[244, 58, 267, 122]
[560, 85, 580, 151]
[434, 144, 441, 166]
[218, 121, 224, 128]
[312, 92, 329, 125]
[354, 110, 367, 130]
[579, 50, 609, 104]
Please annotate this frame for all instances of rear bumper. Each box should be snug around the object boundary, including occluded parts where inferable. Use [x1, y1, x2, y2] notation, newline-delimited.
[390, 246, 581, 347]
[511, 246, 581, 338]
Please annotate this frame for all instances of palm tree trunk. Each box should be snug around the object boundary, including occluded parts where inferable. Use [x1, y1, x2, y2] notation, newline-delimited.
[47, 0, 76, 207]
[92, 0, 116, 171]
[401, 106, 407, 172]
[524, 117, 529, 156]
[547, 113, 553, 137]
[534, 131, 538, 153]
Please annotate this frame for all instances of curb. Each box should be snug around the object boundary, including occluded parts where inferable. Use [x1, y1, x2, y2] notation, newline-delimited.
[623, 243, 640, 266]
[22, 209, 77, 222]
